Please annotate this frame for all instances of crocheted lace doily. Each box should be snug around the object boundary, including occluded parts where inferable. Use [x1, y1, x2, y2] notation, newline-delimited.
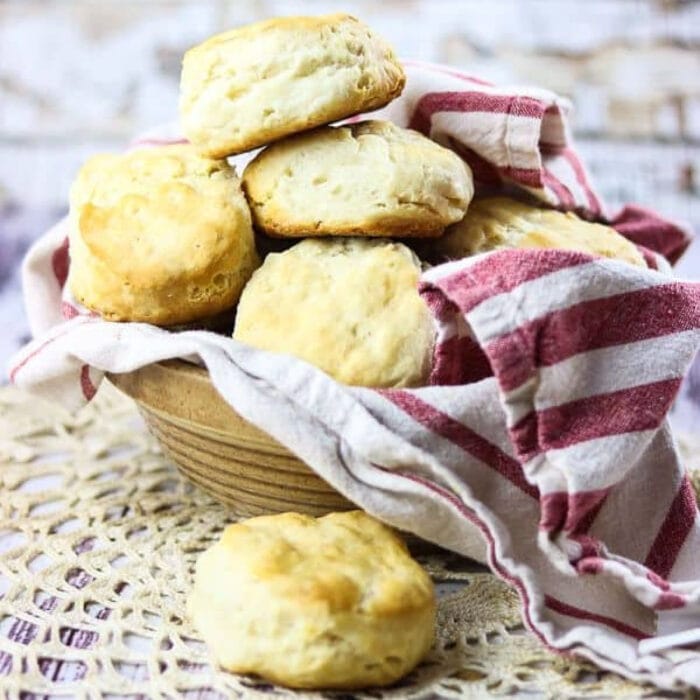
[1, 383, 698, 699]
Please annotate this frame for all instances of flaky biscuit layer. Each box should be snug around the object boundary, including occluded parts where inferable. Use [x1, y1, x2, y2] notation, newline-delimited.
[180, 14, 406, 158]
[188, 511, 436, 688]
[233, 238, 435, 387]
[243, 120, 473, 238]
[432, 197, 646, 267]
[68, 144, 259, 325]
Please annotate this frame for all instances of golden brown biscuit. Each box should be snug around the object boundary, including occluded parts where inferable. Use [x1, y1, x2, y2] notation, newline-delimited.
[233, 238, 434, 387]
[188, 511, 436, 689]
[432, 197, 645, 266]
[242, 120, 474, 238]
[180, 14, 405, 158]
[68, 144, 260, 325]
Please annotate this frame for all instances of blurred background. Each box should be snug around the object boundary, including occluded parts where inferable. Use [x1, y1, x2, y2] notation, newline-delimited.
[1, 0, 699, 422]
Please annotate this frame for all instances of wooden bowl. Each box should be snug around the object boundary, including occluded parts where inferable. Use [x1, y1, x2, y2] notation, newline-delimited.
[107, 360, 354, 518]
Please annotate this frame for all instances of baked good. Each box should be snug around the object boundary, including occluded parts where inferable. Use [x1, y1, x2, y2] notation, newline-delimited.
[242, 120, 474, 238]
[233, 238, 434, 387]
[432, 197, 646, 266]
[68, 144, 260, 325]
[188, 511, 436, 688]
[180, 14, 405, 158]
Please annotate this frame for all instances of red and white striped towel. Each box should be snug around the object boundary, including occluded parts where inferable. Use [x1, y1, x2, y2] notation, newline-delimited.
[9, 62, 700, 689]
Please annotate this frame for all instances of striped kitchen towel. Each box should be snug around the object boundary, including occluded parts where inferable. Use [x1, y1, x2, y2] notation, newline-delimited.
[9, 62, 700, 689]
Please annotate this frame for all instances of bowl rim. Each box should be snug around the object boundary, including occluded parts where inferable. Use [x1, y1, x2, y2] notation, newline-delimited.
[106, 359, 251, 433]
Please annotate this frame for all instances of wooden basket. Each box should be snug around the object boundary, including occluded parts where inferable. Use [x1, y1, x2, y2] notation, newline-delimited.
[107, 360, 354, 518]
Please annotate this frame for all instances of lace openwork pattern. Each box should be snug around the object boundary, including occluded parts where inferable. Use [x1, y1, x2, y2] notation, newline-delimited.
[1, 383, 698, 699]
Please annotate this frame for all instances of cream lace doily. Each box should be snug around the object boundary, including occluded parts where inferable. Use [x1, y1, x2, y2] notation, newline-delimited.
[1, 383, 699, 699]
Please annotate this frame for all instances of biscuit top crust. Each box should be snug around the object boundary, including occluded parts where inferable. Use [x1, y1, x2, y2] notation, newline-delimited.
[438, 197, 646, 267]
[215, 511, 434, 617]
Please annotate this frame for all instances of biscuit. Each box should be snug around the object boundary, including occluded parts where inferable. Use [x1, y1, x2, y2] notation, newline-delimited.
[233, 238, 434, 387]
[432, 197, 646, 266]
[188, 511, 436, 689]
[242, 120, 474, 238]
[68, 144, 260, 325]
[180, 14, 405, 158]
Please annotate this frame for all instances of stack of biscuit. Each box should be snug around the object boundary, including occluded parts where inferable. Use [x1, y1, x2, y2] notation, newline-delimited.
[67, 11, 643, 390]
[63, 13, 652, 690]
